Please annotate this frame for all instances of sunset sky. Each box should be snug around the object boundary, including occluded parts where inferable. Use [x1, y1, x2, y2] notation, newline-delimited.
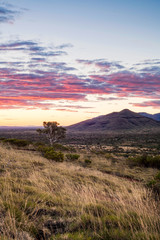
[0, 0, 160, 126]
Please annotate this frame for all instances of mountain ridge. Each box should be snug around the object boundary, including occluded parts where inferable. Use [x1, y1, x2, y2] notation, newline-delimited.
[67, 109, 160, 132]
[139, 112, 160, 121]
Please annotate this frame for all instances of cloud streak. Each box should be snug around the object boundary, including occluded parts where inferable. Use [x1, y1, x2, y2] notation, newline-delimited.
[77, 59, 124, 72]
[132, 100, 160, 109]
[0, 3, 21, 24]
[0, 40, 67, 57]
[0, 40, 160, 110]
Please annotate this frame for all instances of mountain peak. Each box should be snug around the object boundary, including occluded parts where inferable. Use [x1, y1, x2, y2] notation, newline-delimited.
[67, 109, 160, 132]
[120, 109, 132, 113]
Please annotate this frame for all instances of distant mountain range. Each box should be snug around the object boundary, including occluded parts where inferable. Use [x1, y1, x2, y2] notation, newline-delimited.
[139, 112, 160, 121]
[67, 109, 160, 133]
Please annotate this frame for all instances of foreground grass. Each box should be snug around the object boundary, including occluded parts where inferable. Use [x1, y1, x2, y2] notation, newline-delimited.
[0, 144, 159, 239]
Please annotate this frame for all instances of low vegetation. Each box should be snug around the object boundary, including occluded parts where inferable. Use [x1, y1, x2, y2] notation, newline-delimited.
[129, 154, 160, 169]
[147, 171, 160, 194]
[0, 138, 160, 239]
[65, 153, 80, 161]
[37, 145, 64, 162]
[0, 138, 31, 147]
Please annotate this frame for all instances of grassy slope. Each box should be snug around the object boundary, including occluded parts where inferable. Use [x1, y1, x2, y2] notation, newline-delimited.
[0, 144, 160, 239]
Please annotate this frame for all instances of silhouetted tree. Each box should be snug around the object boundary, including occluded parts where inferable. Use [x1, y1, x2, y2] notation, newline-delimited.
[37, 121, 66, 146]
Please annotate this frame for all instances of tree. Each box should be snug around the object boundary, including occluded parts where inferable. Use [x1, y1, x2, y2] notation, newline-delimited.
[37, 121, 66, 146]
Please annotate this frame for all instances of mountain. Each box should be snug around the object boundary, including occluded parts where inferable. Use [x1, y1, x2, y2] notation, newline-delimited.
[67, 109, 160, 132]
[139, 112, 160, 121]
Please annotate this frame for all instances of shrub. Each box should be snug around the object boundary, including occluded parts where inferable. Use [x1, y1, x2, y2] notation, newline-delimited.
[66, 153, 80, 161]
[130, 154, 160, 169]
[3, 138, 30, 147]
[44, 149, 64, 162]
[36, 144, 49, 153]
[0, 137, 6, 141]
[84, 159, 92, 164]
[152, 182, 160, 195]
[155, 171, 160, 180]
[52, 143, 69, 151]
[147, 171, 160, 195]
[37, 145, 64, 162]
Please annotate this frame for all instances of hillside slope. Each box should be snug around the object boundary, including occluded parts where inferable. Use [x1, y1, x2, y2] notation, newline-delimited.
[0, 144, 160, 239]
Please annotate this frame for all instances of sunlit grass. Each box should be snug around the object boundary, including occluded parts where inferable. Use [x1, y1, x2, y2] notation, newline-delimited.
[0, 143, 159, 239]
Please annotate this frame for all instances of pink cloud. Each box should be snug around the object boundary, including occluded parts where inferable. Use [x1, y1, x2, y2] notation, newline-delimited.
[0, 41, 160, 110]
[56, 109, 78, 112]
[132, 100, 160, 109]
[0, 66, 160, 110]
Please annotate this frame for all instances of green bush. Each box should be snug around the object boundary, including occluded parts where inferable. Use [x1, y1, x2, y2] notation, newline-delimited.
[52, 143, 69, 151]
[37, 145, 64, 162]
[147, 171, 160, 194]
[155, 171, 160, 180]
[44, 149, 64, 162]
[66, 153, 80, 161]
[36, 144, 49, 153]
[0, 137, 6, 141]
[68, 146, 77, 152]
[84, 159, 92, 165]
[2, 138, 30, 147]
[130, 154, 160, 169]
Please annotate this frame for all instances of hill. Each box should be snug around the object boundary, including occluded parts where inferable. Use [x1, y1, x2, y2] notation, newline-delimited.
[0, 142, 160, 239]
[67, 109, 160, 132]
[139, 112, 160, 121]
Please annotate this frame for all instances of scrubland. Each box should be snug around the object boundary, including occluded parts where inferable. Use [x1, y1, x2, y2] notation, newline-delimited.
[0, 142, 160, 240]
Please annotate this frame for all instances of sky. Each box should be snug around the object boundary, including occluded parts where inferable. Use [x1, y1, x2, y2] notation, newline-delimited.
[0, 0, 160, 126]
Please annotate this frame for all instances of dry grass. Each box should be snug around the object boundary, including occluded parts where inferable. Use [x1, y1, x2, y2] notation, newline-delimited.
[79, 150, 159, 182]
[0, 144, 159, 239]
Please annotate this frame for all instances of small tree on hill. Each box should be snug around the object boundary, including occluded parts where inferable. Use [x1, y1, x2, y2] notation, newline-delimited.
[37, 121, 66, 146]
